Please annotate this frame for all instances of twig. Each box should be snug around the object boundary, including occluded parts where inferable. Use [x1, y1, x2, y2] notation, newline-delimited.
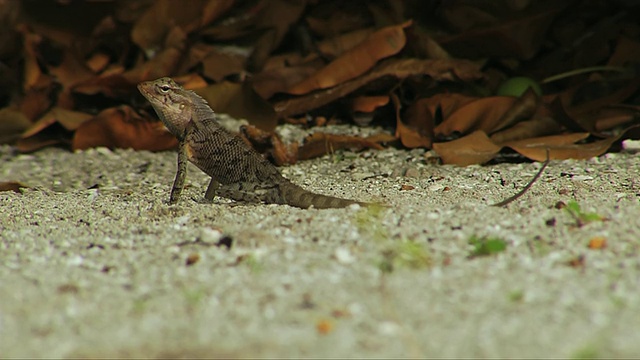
[491, 149, 550, 207]
[541, 66, 628, 84]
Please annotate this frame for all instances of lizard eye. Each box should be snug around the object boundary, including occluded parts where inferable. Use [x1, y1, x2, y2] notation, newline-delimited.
[159, 85, 171, 93]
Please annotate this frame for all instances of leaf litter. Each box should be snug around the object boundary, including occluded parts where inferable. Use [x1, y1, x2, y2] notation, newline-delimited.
[0, 0, 638, 169]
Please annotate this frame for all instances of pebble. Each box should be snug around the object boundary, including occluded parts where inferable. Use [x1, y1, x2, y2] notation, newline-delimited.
[405, 168, 420, 178]
[334, 247, 355, 264]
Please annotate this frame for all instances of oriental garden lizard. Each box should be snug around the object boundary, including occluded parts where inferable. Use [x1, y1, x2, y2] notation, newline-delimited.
[138, 77, 367, 209]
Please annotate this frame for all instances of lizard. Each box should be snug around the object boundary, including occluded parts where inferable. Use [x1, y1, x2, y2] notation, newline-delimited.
[137, 77, 367, 209]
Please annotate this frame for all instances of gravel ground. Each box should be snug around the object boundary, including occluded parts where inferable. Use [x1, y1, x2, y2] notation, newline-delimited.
[2, 136, 640, 358]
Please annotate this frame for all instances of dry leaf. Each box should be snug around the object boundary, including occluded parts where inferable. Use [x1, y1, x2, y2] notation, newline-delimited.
[0, 181, 28, 193]
[588, 237, 607, 250]
[252, 61, 324, 99]
[298, 132, 395, 160]
[17, 107, 93, 152]
[351, 95, 390, 113]
[72, 106, 178, 151]
[490, 116, 562, 144]
[131, 0, 234, 53]
[434, 96, 518, 137]
[194, 81, 277, 131]
[249, 0, 307, 70]
[0, 108, 31, 144]
[392, 93, 432, 148]
[316, 319, 334, 334]
[317, 28, 375, 58]
[439, 5, 564, 59]
[275, 58, 483, 118]
[286, 20, 412, 95]
[432, 130, 501, 165]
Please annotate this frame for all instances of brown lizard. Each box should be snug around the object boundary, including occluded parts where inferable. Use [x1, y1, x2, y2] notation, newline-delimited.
[137, 77, 366, 209]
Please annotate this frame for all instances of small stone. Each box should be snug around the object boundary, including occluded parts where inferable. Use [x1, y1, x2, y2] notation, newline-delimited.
[334, 247, 355, 264]
[95, 147, 113, 156]
[390, 168, 405, 178]
[405, 168, 420, 178]
[199, 227, 223, 243]
[186, 253, 200, 266]
[428, 184, 445, 192]
[378, 321, 401, 335]
[400, 184, 415, 191]
[571, 175, 594, 181]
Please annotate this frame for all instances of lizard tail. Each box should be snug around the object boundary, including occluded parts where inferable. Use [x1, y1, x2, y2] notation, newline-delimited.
[279, 183, 364, 209]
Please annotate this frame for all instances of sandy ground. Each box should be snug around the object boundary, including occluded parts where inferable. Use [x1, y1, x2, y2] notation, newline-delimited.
[2, 133, 640, 358]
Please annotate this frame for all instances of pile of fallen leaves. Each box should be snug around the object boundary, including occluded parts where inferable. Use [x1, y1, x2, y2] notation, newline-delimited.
[1, 0, 639, 165]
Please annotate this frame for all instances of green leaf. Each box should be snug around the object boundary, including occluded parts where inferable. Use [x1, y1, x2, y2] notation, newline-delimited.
[469, 236, 507, 257]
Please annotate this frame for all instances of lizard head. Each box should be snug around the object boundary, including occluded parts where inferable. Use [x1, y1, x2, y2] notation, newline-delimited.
[138, 77, 193, 138]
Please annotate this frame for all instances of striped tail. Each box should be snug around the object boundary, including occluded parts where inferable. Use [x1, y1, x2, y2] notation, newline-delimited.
[279, 182, 364, 209]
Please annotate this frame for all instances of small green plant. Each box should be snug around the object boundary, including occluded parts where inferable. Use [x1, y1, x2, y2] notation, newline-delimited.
[241, 253, 263, 273]
[508, 290, 524, 302]
[378, 240, 431, 273]
[565, 200, 604, 226]
[131, 298, 148, 314]
[468, 235, 507, 258]
[183, 288, 206, 308]
[355, 204, 389, 242]
[571, 344, 600, 360]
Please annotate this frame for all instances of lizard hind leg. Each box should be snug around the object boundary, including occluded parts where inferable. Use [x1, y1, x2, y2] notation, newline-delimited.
[204, 178, 220, 201]
[205, 181, 265, 205]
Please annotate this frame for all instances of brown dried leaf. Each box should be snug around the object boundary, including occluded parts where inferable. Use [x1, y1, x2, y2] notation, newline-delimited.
[49, 50, 95, 92]
[391, 93, 432, 148]
[594, 105, 640, 132]
[85, 52, 111, 73]
[275, 58, 483, 118]
[608, 36, 640, 67]
[270, 133, 299, 166]
[74, 27, 187, 96]
[306, 7, 370, 38]
[18, 25, 42, 90]
[18, 75, 54, 121]
[16, 122, 73, 153]
[201, 50, 247, 82]
[0, 108, 31, 144]
[439, 5, 564, 60]
[503, 131, 630, 162]
[434, 96, 518, 137]
[239, 124, 298, 166]
[351, 95, 390, 113]
[131, 0, 234, 53]
[72, 106, 178, 151]
[317, 28, 375, 58]
[194, 82, 277, 131]
[252, 61, 324, 99]
[286, 20, 412, 95]
[491, 87, 540, 133]
[432, 130, 501, 166]
[297, 132, 394, 161]
[173, 73, 209, 90]
[0, 181, 28, 193]
[490, 116, 562, 144]
[559, 78, 640, 130]
[249, 0, 307, 70]
[22, 107, 93, 138]
[17, 107, 93, 151]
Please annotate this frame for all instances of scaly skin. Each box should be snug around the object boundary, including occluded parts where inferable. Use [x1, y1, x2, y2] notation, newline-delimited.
[137, 77, 366, 209]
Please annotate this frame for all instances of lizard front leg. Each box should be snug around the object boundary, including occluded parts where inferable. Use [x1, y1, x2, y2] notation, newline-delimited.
[169, 140, 188, 204]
